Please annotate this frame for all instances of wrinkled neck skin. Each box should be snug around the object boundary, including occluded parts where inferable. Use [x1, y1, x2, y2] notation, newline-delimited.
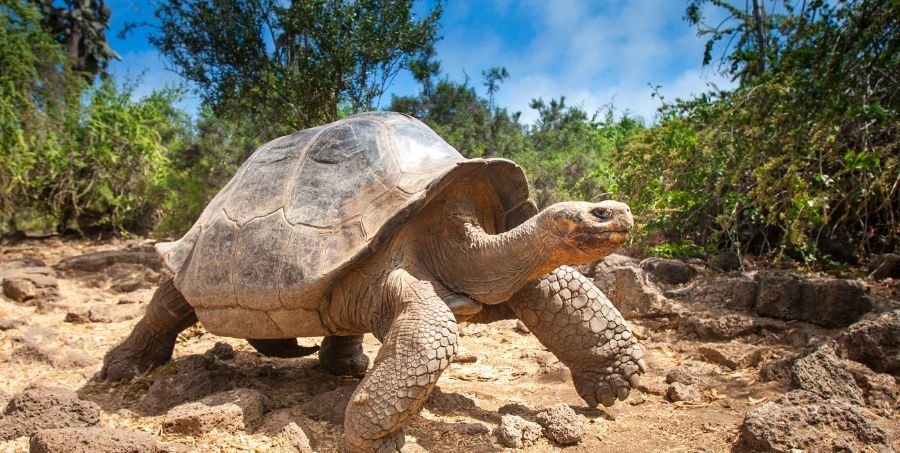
[328, 180, 604, 336]
[425, 211, 564, 303]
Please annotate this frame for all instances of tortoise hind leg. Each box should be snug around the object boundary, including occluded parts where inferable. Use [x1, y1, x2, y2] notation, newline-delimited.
[101, 278, 198, 381]
[319, 335, 369, 378]
[247, 338, 320, 358]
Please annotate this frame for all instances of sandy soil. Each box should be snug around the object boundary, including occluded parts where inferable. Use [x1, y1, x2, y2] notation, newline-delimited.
[0, 238, 893, 452]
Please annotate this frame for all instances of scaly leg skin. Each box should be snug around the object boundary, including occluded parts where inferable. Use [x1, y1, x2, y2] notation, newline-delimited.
[507, 265, 647, 407]
[246, 338, 320, 358]
[319, 335, 370, 378]
[344, 270, 458, 452]
[101, 278, 198, 381]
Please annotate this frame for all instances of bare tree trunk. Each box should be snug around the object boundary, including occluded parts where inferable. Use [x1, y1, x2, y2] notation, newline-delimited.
[751, 0, 767, 73]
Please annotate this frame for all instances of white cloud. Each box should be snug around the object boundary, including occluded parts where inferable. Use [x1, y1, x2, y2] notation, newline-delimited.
[106, 0, 736, 126]
[416, 0, 735, 125]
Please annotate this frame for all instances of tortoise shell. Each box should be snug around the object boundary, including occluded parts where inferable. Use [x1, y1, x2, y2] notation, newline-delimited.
[156, 112, 536, 338]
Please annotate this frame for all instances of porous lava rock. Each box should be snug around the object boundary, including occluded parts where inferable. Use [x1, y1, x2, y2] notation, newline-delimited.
[534, 404, 582, 445]
[0, 267, 59, 304]
[741, 390, 891, 452]
[495, 414, 541, 449]
[684, 311, 782, 341]
[65, 304, 143, 324]
[0, 386, 101, 439]
[301, 385, 356, 424]
[790, 344, 865, 405]
[665, 363, 719, 389]
[640, 258, 696, 285]
[54, 245, 162, 274]
[836, 310, 899, 376]
[163, 388, 265, 435]
[709, 251, 741, 272]
[666, 382, 702, 403]
[257, 408, 315, 452]
[869, 253, 900, 280]
[138, 355, 242, 415]
[609, 266, 672, 318]
[587, 253, 640, 295]
[0, 317, 27, 331]
[9, 337, 97, 369]
[698, 344, 764, 370]
[29, 427, 158, 453]
[681, 276, 758, 311]
[755, 270, 871, 327]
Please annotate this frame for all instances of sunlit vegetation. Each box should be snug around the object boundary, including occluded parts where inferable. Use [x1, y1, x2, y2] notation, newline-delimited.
[1, 0, 896, 268]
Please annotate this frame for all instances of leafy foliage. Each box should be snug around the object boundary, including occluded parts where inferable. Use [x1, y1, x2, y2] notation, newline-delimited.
[1, 0, 83, 231]
[618, 0, 898, 262]
[144, 0, 443, 132]
[31, 0, 120, 80]
[4, 76, 188, 234]
[517, 100, 642, 208]
[3, 0, 895, 270]
[0, 1, 188, 235]
[55, 79, 189, 234]
[390, 70, 524, 159]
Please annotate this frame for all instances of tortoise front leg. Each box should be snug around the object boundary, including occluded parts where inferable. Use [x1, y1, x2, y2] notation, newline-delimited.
[344, 270, 458, 452]
[507, 265, 647, 407]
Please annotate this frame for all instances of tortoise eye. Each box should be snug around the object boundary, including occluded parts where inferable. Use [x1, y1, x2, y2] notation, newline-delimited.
[590, 208, 611, 221]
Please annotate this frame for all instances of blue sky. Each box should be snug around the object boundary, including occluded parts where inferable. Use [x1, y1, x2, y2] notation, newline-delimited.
[106, 0, 735, 125]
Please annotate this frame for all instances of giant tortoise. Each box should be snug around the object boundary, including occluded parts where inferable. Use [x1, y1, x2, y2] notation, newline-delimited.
[102, 112, 646, 451]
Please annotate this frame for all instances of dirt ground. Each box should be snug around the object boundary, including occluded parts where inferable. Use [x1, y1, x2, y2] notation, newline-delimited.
[0, 238, 895, 452]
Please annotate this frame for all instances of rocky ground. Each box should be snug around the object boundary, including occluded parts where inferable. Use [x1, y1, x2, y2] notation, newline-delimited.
[0, 237, 897, 452]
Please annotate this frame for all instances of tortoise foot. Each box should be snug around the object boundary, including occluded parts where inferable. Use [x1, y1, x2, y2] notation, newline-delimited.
[572, 340, 647, 407]
[101, 279, 197, 381]
[346, 430, 406, 453]
[319, 335, 369, 378]
[506, 266, 648, 408]
[101, 340, 174, 381]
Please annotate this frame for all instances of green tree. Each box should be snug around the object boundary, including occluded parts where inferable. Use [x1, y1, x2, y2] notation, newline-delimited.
[482, 66, 508, 111]
[142, 0, 443, 132]
[390, 63, 644, 210]
[33, 79, 189, 234]
[0, 0, 188, 235]
[31, 0, 120, 80]
[685, 0, 781, 81]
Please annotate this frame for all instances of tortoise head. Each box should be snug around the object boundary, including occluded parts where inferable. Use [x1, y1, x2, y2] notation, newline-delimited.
[538, 200, 634, 263]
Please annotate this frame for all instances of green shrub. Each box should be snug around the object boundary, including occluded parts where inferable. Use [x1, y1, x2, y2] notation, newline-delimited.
[616, 0, 898, 264]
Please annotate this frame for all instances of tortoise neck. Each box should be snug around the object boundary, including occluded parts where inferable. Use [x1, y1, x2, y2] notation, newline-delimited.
[427, 211, 563, 304]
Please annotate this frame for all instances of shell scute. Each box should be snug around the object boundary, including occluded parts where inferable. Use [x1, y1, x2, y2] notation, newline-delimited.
[175, 215, 239, 308]
[232, 210, 293, 311]
[284, 120, 390, 228]
[223, 128, 319, 226]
